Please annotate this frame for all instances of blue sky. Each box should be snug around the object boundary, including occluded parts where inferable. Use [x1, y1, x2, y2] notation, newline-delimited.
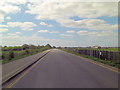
[0, 1, 118, 47]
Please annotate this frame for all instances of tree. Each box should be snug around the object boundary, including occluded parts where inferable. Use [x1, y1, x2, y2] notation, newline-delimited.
[53, 46, 56, 48]
[37, 45, 41, 49]
[29, 45, 36, 49]
[41, 45, 44, 48]
[22, 44, 29, 50]
[45, 44, 52, 49]
[4, 46, 7, 48]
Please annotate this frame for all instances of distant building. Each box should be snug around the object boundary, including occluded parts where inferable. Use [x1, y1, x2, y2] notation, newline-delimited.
[92, 45, 101, 49]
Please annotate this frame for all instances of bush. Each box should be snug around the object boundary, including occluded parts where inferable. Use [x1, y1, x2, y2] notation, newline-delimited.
[25, 50, 29, 54]
[2, 54, 4, 60]
[9, 50, 14, 60]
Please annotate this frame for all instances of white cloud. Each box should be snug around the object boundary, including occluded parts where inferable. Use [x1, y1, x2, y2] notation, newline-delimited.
[0, 25, 8, 28]
[0, 2, 21, 22]
[26, 2, 117, 19]
[97, 31, 117, 37]
[8, 33, 17, 36]
[25, 2, 118, 30]
[49, 31, 59, 33]
[60, 19, 117, 31]
[22, 28, 33, 31]
[38, 30, 49, 33]
[77, 30, 118, 37]
[5, 35, 19, 39]
[2, 34, 87, 47]
[0, 28, 8, 32]
[40, 22, 47, 25]
[3, 32, 21, 39]
[38, 30, 59, 33]
[40, 22, 54, 27]
[60, 34, 73, 37]
[7, 22, 37, 31]
[7, 22, 21, 27]
[66, 30, 75, 33]
[2, 31, 118, 47]
[6, 16, 11, 20]
[0, 0, 28, 22]
[16, 32, 21, 34]
[1, 0, 27, 5]
[77, 31, 88, 35]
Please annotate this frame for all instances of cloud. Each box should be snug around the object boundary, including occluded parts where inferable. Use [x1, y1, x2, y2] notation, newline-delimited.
[0, 28, 8, 32]
[2, 34, 87, 47]
[7, 22, 37, 31]
[97, 31, 117, 37]
[6, 16, 11, 20]
[26, 2, 117, 19]
[38, 30, 59, 33]
[22, 28, 34, 31]
[38, 30, 49, 33]
[16, 32, 21, 34]
[2, 31, 118, 47]
[77, 31, 88, 35]
[1, 0, 27, 5]
[77, 30, 117, 37]
[40, 22, 47, 25]
[25, 2, 118, 30]
[0, 25, 8, 27]
[40, 22, 54, 27]
[0, 0, 28, 22]
[60, 34, 73, 37]
[48, 24, 53, 27]
[60, 19, 117, 31]
[66, 30, 75, 33]
[8, 33, 17, 36]
[0, 2, 22, 22]
[3, 32, 21, 39]
[49, 31, 59, 33]
[5, 35, 20, 39]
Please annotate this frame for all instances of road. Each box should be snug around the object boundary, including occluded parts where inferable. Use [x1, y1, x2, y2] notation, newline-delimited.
[2, 50, 50, 83]
[6, 49, 118, 88]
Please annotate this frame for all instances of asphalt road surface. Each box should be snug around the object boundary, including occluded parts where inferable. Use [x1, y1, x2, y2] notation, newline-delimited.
[2, 50, 49, 83]
[9, 49, 118, 88]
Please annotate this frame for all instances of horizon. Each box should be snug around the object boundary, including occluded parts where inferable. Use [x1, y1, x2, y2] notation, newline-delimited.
[1, 44, 119, 48]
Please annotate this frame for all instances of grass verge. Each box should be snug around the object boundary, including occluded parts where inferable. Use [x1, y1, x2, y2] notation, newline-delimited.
[2, 51, 44, 64]
[61, 49, 120, 69]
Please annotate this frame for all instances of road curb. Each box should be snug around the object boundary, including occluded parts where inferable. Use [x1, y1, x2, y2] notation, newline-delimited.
[2, 50, 50, 86]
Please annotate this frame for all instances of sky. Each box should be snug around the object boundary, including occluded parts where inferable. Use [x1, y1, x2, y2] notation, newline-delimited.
[0, 0, 118, 47]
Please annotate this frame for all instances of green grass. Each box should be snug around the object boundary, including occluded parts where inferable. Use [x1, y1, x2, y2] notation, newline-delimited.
[61, 49, 120, 69]
[2, 50, 25, 53]
[2, 50, 44, 64]
[70, 47, 119, 52]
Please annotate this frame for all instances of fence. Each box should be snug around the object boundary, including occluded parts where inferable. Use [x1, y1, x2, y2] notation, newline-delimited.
[64, 48, 120, 63]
